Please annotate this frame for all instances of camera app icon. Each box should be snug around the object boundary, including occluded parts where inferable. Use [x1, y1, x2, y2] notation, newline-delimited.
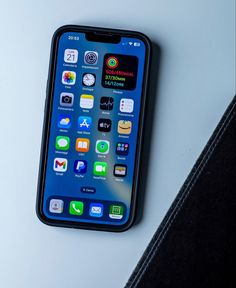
[60, 92, 74, 107]
[84, 51, 98, 65]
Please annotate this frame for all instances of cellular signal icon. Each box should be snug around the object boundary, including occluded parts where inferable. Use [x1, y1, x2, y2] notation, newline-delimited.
[128, 42, 133, 46]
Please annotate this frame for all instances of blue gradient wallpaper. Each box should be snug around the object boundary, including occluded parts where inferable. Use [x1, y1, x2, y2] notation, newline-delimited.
[43, 31, 146, 226]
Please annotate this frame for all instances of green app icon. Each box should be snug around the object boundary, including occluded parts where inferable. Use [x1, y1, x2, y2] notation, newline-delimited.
[56, 136, 70, 151]
[95, 140, 110, 154]
[109, 205, 124, 219]
[69, 201, 84, 216]
[93, 162, 108, 176]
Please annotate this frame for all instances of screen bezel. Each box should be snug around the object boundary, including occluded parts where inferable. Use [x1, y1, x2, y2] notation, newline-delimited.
[36, 25, 151, 232]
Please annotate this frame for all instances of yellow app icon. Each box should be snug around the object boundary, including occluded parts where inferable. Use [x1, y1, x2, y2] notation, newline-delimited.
[117, 120, 132, 135]
[80, 94, 94, 109]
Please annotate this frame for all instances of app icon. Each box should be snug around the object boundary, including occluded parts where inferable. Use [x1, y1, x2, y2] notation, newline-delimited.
[84, 51, 98, 65]
[75, 138, 90, 152]
[64, 49, 78, 63]
[119, 98, 134, 113]
[116, 142, 129, 156]
[69, 201, 84, 216]
[82, 73, 96, 87]
[74, 160, 87, 174]
[57, 114, 71, 129]
[93, 162, 108, 176]
[109, 205, 124, 219]
[62, 71, 76, 85]
[114, 164, 127, 177]
[89, 203, 103, 217]
[100, 97, 114, 110]
[80, 94, 94, 109]
[49, 199, 64, 214]
[117, 120, 132, 135]
[60, 92, 74, 107]
[53, 158, 68, 172]
[95, 140, 110, 154]
[78, 116, 92, 132]
[98, 118, 112, 132]
[55, 136, 70, 151]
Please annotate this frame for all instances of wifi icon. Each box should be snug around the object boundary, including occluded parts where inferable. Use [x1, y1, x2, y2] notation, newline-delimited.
[129, 42, 133, 46]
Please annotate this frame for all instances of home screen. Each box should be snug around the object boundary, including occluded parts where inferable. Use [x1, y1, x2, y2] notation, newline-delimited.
[43, 31, 146, 226]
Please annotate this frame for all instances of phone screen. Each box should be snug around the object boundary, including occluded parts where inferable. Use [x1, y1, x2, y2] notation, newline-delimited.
[41, 29, 148, 229]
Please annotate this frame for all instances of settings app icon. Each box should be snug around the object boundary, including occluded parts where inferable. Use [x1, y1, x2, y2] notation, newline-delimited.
[84, 51, 98, 65]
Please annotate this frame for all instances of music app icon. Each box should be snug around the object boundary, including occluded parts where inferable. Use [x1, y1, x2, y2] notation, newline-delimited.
[100, 97, 114, 111]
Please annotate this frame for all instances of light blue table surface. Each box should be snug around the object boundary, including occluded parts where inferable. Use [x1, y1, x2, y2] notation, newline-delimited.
[0, 1, 235, 287]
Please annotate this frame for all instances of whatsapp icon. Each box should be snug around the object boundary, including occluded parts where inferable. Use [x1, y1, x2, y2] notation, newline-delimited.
[95, 140, 110, 154]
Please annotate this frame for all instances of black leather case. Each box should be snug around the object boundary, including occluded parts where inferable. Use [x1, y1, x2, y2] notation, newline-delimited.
[126, 95, 236, 288]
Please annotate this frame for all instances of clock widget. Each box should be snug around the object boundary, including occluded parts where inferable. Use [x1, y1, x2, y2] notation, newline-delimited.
[82, 73, 96, 87]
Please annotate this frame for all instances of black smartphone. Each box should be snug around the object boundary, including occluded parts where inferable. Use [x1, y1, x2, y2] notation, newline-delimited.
[36, 25, 151, 232]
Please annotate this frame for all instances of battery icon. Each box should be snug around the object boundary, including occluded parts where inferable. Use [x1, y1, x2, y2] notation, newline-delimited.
[134, 42, 140, 47]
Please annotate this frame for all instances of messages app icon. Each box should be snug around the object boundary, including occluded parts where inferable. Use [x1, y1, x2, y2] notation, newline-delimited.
[55, 136, 70, 151]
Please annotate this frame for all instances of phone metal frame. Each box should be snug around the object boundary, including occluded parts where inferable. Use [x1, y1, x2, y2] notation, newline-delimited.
[36, 25, 152, 232]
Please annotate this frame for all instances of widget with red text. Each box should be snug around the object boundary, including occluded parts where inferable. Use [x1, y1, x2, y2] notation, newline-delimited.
[102, 54, 138, 90]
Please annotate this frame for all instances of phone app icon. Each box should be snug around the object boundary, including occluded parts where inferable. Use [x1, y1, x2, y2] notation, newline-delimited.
[53, 158, 68, 172]
[98, 118, 112, 132]
[49, 199, 64, 214]
[55, 136, 70, 151]
[116, 142, 129, 156]
[57, 114, 72, 129]
[74, 160, 87, 174]
[78, 116, 92, 132]
[75, 138, 90, 152]
[62, 71, 76, 85]
[117, 120, 132, 135]
[120, 98, 134, 113]
[69, 201, 84, 216]
[82, 73, 96, 87]
[114, 164, 127, 177]
[93, 162, 108, 176]
[64, 49, 78, 63]
[109, 205, 124, 219]
[100, 97, 114, 110]
[95, 140, 110, 154]
[60, 92, 74, 107]
[89, 203, 103, 217]
[84, 51, 98, 65]
[80, 94, 94, 109]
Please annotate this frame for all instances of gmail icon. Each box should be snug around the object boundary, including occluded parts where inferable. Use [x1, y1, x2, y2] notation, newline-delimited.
[53, 158, 68, 172]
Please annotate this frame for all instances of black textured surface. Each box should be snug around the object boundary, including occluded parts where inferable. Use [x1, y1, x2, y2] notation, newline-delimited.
[126, 95, 236, 288]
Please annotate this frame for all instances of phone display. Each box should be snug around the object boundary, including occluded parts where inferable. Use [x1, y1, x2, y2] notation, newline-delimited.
[37, 26, 151, 231]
